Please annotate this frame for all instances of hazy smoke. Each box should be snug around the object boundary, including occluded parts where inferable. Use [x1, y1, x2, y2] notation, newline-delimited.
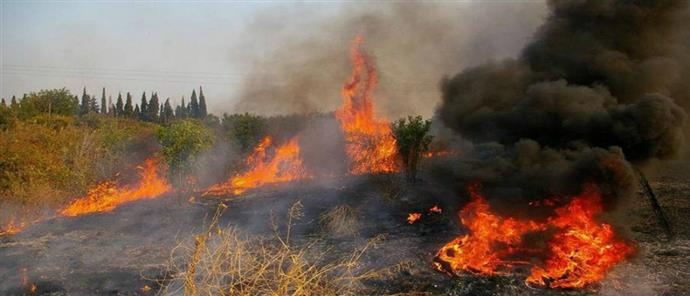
[437, 0, 689, 206]
[230, 2, 547, 118]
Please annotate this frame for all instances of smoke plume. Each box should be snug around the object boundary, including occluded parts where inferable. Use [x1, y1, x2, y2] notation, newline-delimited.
[437, 0, 689, 206]
[230, 2, 547, 118]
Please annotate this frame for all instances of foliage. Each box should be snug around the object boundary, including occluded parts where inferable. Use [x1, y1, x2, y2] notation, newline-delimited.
[17, 88, 78, 119]
[222, 113, 266, 153]
[391, 115, 433, 181]
[157, 119, 214, 185]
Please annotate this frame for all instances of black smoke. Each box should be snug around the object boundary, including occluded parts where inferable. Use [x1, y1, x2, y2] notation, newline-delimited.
[437, 0, 688, 206]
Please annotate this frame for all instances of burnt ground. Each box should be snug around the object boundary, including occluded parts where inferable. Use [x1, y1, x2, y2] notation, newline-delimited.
[1, 157, 689, 296]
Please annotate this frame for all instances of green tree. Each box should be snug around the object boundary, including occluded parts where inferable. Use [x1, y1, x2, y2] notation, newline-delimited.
[19, 88, 78, 119]
[124, 92, 133, 118]
[115, 93, 124, 117]
[140, 92, 149, 121]
[199, 86, 207, 118]
[161, 98, 174, 124]
[190, 90, 200, 118]
[134, 104, 140, 118]
[1, 98, 6, 108]
[222, 112, 266, 153]
[88, 93, 99, 113]
[391, 115, 433, 182]
[10, 96, 19, 110]
[148, 92, 160, 122]
[100, 88, 107, 114]
[157, 119, 214, 186]
[176, 97, 187, 118]
[79, 87, 90, 116]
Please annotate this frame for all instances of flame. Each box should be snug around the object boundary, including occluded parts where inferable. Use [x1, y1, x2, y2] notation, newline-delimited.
[423, 150, 453, 158]
[335, 36, 399, 174]
[434, 184, 634, 288]
[526, 186, 635, 288]
[430, 205, 443, 214]
[0, 218, 27, 236]
[407, 212, 422, 224]
[204, 136, 310, 196]
[59, 158, 171, 217]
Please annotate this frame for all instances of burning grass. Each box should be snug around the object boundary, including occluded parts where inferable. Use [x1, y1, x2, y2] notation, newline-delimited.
[160, 202, 383, 295]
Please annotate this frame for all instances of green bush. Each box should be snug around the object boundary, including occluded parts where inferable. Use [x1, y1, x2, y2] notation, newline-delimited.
[157, 119, 214, 186]
[391, 116, 433, 182]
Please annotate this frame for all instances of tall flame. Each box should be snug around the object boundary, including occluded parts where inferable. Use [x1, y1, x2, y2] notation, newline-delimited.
[59, 158, 171, 217]
[204, 136, 310, 196]
[335, 36, 399, 174]
[434, 184, 634, 289]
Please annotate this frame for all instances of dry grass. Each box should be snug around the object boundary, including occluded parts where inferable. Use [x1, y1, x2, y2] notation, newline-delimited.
[319, 205, 361, 238]
[160, 202, 384, 296]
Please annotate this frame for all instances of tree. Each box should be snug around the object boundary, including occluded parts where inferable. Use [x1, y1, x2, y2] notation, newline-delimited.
[19, 88, 79, 119]
[148, 92, 160, 122]
[100, 88, 107, 114]
[134, 104, 140, 118]
[115, 93, 124, 117]
[88, 94, 99, 113]
[10, 96, 18, 110]
[391, 115, 433, 182]
[199, 86, 207, 118]
[1, 98, 6, 108]
[79, 87, 90, 116]
[222, 112, 265, 153]
[156, 119, 214, 186]
[140, 92, 149, 121]
[176, 97, 187, 118]
[190, 90, 199, 118]
[161, 98, 174, 124]
[124, 92, 133, 117]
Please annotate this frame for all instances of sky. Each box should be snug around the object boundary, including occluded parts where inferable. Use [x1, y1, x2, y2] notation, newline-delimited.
[0, 1, 544, 115]
[0, 1, 342, 113]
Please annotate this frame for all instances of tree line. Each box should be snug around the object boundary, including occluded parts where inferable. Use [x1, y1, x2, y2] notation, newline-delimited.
[1, 86, 209, 123]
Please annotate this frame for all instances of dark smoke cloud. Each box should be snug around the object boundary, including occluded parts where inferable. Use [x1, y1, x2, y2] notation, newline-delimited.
[230, 2, 547, 119]
[437, 0, 689, 209]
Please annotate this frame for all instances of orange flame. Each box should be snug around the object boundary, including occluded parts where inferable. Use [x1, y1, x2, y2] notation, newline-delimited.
[407, 212, 422, 224]
[430, 205, 443, 214]
[434, 184, 634, 288]
[204, 136, 310, 196]
[0, 218, 27, 236]
[526, 186, 635, 288]
[335, 36, 399, 174]
[59, 158, 171, 217]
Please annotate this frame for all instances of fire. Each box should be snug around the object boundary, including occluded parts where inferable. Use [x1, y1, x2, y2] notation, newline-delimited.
[434, 183, 544, 275]
[204, 136, 310, 196]
[0, 218, 27, 236]
[407, 212, 422, 224]
[430, 205, 443, 214]
[59, 158, 171, 217]
[434, 184, 633, 288]
[335, 36, 399, 174]
[526, 186, 635, 288]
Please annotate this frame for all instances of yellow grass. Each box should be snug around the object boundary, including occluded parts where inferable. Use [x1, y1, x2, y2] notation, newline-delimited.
[160, 202, 384, 296]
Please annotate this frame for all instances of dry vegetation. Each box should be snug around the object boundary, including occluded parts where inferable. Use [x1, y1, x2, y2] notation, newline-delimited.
[159, 202, 384, 296]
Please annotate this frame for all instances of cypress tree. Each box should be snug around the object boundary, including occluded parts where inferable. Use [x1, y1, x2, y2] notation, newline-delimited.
[134, 104, 140, 118]
[199, 86, 207, 118]
[140, 92, 148, 121]
[10, 96, 18, 109]
[1, 98, 6, 108]
[80, 87, 89, 116]
[89, 94, 99, 113]
[148, 92, 160, 122]
[100, 88, 107, 114]
[178, 97, 187, 118]
[161, 98, 173, 123]
[124, 92, 133, 117]
[116, 93, 124, 117]
[190, 89, 199, 118]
